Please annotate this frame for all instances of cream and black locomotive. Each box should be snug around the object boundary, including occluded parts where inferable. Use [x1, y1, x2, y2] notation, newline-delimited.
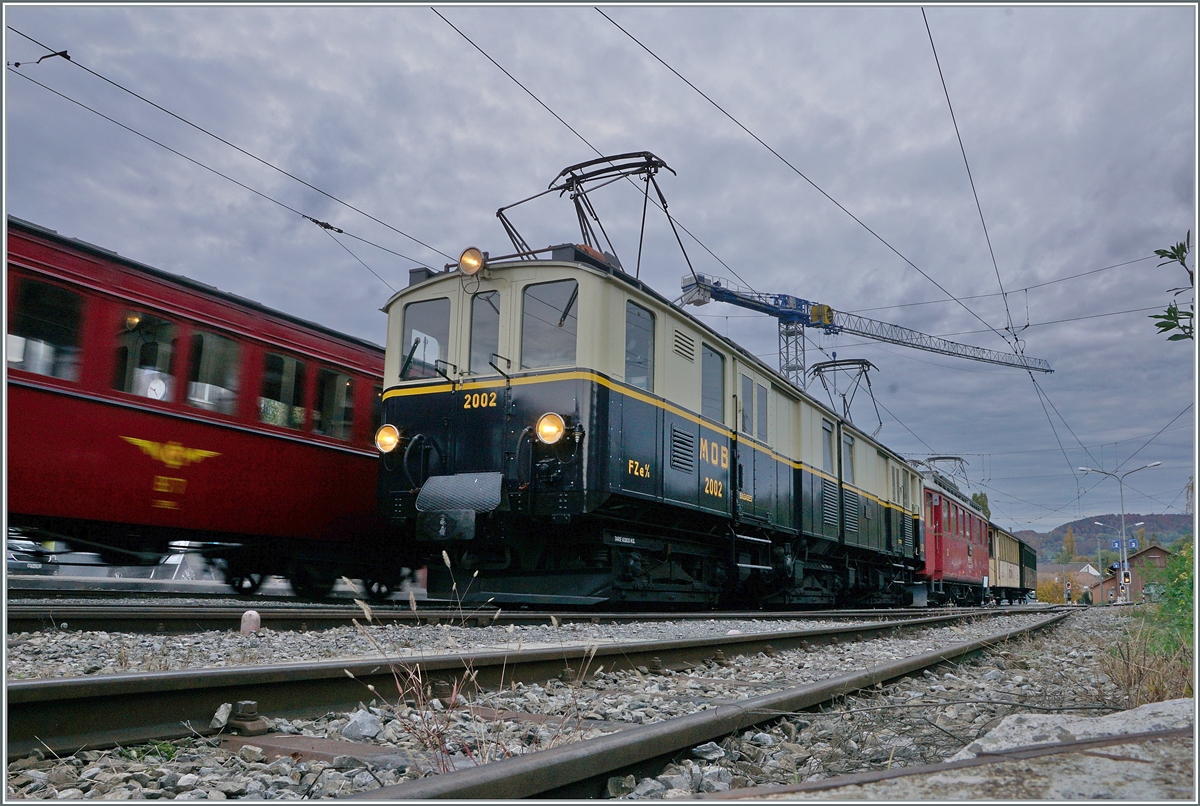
[375, 154, 928, 607]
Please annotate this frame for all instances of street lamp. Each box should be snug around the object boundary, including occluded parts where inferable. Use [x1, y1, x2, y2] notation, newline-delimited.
[1080, 463, 1161, 603]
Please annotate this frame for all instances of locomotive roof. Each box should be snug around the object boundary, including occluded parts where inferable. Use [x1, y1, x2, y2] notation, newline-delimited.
[7, 216, 384, 356]
[393, 244, 917, 471]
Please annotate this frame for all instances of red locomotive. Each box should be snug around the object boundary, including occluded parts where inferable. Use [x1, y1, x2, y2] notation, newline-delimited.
[917, 470, 991, 605]
[6, 216, 405, 598]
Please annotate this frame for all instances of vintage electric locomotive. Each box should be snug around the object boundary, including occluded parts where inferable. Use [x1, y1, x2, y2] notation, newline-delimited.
[375, 240, 925, 608]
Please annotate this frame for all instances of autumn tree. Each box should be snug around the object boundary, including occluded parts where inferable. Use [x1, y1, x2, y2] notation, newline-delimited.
[1064, 525, 1076, 560]
[970, 492, 990, 519]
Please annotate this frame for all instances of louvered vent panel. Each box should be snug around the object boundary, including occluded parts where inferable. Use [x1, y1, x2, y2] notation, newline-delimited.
[673, 330, 696, 361]
[822, 478, 839, 526]
[669, 426, 695, 472]
[843, 489, 860, 532]
[903, 515, 913, 550]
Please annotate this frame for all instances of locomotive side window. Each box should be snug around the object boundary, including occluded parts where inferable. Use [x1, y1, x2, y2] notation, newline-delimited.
[469, 291, 500, 374]
[401, 298, 450, 380]
[624, 301, 654, 392]
[740, 375, 753, 433]
[7, 278, 83, 381]
[842, 433, 855, 485]
[521, 279, 578, 369]
[113, 311, 178, 400]
[701, 344, 724, 422]
[187, 331, 241, 415]
[756, 383, 768, 441]
[314, 369, 354, 439]
[259, 352, 307, 428]
[822, 420, 835, 474]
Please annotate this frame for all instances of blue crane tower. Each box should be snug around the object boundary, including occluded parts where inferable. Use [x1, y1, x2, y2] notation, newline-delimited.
[679, 273, 1053, 389]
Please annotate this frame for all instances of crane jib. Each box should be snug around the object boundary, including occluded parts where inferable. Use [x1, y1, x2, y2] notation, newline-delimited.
[680, 275, 1052, 374]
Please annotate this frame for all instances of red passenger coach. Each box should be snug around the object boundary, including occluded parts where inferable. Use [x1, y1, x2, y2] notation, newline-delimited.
[6, 216, 401, 598]
[917, 471, 989, 605]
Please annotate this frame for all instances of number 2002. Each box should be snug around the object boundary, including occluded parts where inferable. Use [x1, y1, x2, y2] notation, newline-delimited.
[463, 392, 498, 409]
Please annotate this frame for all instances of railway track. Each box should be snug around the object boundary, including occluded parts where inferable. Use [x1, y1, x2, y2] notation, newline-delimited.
[4, 598, 1047, 634]
[7, 608, 1066, 767]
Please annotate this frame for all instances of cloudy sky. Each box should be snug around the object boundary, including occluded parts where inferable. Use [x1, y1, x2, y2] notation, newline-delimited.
[5, 5, 1195, 532]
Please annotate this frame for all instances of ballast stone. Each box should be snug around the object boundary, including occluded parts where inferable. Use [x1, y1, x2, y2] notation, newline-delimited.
[340, 709, 383, 741]
[692, 741, 725, 760]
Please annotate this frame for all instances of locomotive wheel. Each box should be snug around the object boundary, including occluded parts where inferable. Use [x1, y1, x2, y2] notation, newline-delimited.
[289, 561, 336, 600]
[362, 578, 395, 601]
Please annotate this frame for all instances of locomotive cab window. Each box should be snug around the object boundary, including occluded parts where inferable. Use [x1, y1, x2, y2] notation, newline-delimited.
[7, 278, 83, 381]
[521, 279, 578, 369]
[314, 369, 354, 440]
[624, 300, 654, 392]
[187, 331, 241, 415]
[401, 298, 450, 381]
[842, 433, 855, 485]
[259, 352, 307, 428]
[113, 311, 177, 401]
[701, 344, 724, 422]
[822, 420, 835, 474]
[468, 291, 500, 374]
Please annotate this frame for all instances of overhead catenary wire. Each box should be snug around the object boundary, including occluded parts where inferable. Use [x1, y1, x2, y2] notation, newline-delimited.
[921, 8, 1020, 347]
[597, 7, 1015, 351]
[918, 8, 1126, 514]
[318, 228, 396, 293]
[430, 9, 757, 292]
[847, 256, 1155, 315]
[6, 25, 454, 264]
[7, 68, 425, 290]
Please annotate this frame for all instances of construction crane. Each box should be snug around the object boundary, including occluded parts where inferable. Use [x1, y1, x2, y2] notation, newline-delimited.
[679, 273, 1053, 388]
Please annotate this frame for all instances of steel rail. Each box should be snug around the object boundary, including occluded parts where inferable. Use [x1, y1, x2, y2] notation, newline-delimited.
[358, 610, 1072, 799]
[4, 600, 1045, 634]
[700, 725, 1195, 799]
[5, 610, 1032, 761]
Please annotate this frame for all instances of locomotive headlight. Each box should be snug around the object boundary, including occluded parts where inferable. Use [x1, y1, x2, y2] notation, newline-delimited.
[535, 412, 566, 445]
[374, 424, 401, 453]
[458, 247, 486, 276]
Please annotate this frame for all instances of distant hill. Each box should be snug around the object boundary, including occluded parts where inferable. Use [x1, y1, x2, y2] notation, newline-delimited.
[1013, 514, 1193, 562]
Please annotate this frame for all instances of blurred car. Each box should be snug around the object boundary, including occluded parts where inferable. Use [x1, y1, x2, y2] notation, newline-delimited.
[6, 538, 55, 575]
[48, 551, 111, 577]
[150, 550, 215, 581]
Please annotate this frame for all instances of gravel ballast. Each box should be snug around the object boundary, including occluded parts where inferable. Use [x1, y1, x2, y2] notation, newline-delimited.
[5, 608, 1153, 800]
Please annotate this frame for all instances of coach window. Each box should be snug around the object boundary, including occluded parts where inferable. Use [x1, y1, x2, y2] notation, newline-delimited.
[822, 420, 835, 474]
[756, 383, 768, 441]
[469, 291, 500, 374]
[259, 352, 306, 428]
[740, 375, 753, 433]
[521, 279, 578, 369]
[701, 344, 724, 422]
[401, 298, 450, 380]
[372, 385, 383, 436]
[625, 301, 654, 391]
[314, 369, 354, 439]
[842, 433, 855, 485]
[113, 311, 178, 400]
[187, 331, 241, 415]
[7, 278, 83, 381]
